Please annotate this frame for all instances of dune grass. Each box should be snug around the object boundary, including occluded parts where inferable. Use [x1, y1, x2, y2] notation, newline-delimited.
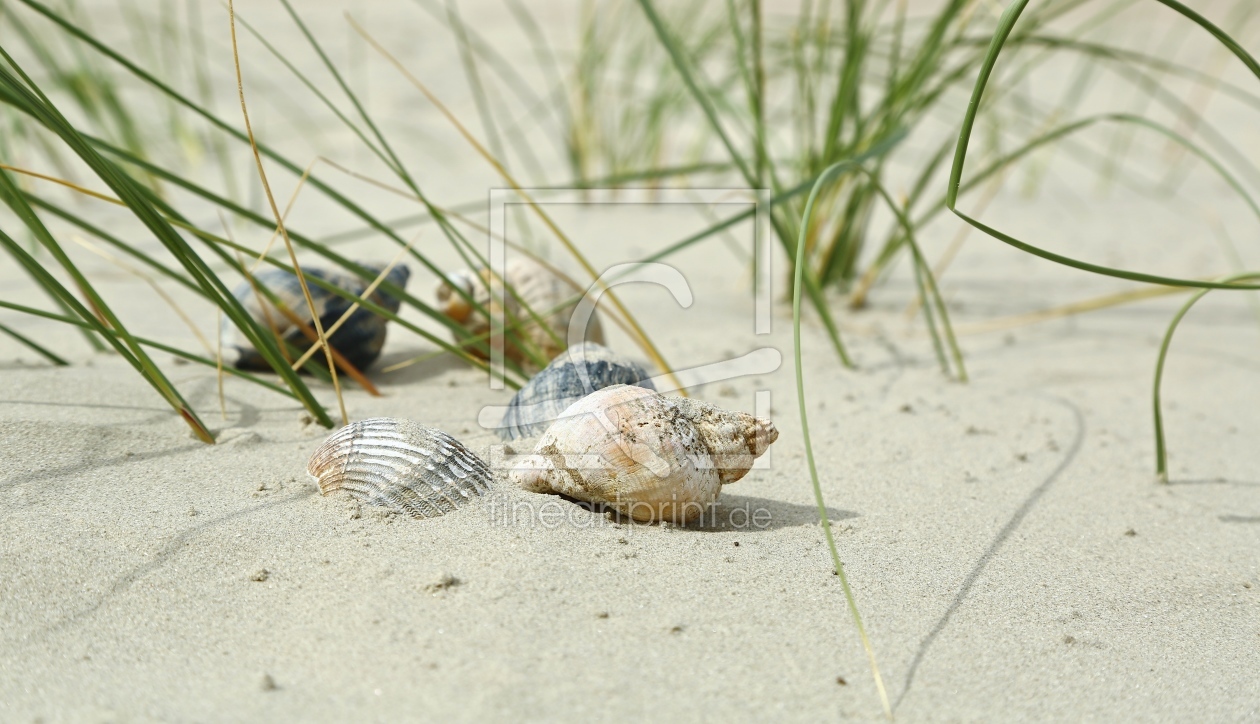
[948, 0, 1260, 485]
[0, 0, 584, 438]
[1150, 272, 1260, 483]
[793, 151, 895, 718]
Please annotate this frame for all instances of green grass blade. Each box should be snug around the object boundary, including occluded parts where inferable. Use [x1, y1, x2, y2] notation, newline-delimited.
[80, 133, 530, 382]
[26, 193, 205, 295]
[0, 45, 334, 430]
[1151, 0, 1260, 82]
[947, 0, 1260, 292]
[952, 205, 1260, 291]
[15, 0, 499, 343]
[0, 320, 68, 365]
[0, 222, 212, 441]
[862, 174, 967, 381]
[634, 0, 755, 185]
[947, 0, 1030, 210]
[792, 155, 892, 720]
[1151, 271, 1260, 483]
[0, 298, 296, 397]
[0, 160, 214, 441]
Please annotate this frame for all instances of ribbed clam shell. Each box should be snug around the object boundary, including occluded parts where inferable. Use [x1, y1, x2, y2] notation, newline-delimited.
[435, 257, 604, 368]
[306, 418, 492, 518]
[508, 385, 778, 523]
[499, 342, 655, 441]
[222, 263, 410, 371]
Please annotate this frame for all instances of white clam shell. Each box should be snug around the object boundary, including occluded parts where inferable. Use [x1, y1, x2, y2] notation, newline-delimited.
[307, 418, 492, 518]
[508, 385, 778, 523]
[435, 257, 604, 367]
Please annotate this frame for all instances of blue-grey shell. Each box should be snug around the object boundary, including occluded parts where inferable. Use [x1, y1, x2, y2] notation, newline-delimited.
[221, 263, 409, 371]
[306, 417, 492, 518]
[498, 342, 656, 440]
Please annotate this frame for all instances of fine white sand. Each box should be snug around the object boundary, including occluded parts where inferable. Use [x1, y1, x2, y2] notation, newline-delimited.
[2, 1, 1259, 721]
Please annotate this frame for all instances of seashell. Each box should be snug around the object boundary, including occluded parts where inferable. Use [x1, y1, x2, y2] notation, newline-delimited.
[435, 257, 604, 368]
[508, 385, 778, 523]
[222, 263, 410, 371]
[497, 342, 656, 441]
[307, 417, 493, 518]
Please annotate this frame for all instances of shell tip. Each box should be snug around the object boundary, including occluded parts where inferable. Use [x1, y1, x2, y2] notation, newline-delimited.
[508, 454, 555, 493]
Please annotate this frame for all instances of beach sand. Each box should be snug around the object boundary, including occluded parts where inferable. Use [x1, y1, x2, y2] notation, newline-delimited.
[2, 1, 1258, 720]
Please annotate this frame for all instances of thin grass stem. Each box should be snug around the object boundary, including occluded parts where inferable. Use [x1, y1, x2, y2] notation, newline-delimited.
[228, 0, 346, 423]
[1152, 271, 1260, 483]
[793, 155, 891, 720]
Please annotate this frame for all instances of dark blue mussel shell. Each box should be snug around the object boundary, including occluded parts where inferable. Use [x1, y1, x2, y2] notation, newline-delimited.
[498, 342, 655, 441]
[222, 263, 410, 371]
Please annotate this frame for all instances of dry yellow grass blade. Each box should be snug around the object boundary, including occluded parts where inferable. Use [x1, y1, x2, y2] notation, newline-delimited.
[289, 233, 417, 370]
[247, 157, 321, 271]
[312, 155, 424, 203]
[268, 302, 381, 396]
[229, 248, 381, 397]
[347, 15, 686, 395]
[228, 0, 347, 425]
[380, 349, 444, 374]
[215, 309, 227, 420]
[0, 162, 124, 205]
[953, 285, 1189, 336]
[224, 220, 298, 375]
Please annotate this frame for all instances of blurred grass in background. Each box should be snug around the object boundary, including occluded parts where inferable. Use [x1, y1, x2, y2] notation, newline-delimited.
[0, 0, 1253, 424]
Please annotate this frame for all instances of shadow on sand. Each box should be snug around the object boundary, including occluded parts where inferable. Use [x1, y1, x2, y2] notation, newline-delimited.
[896, 395, 1086, 711]
[22, 489, 318, 644]
[1168, 478, 1260, 488]
[686, 493, 857, 533]
[553, 492, 857, 534]
[371, 348, 468, 387]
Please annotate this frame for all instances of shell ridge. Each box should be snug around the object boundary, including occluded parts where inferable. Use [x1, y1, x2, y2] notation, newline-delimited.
[498, 343, 658, 440]
[306, 418, 492, 518]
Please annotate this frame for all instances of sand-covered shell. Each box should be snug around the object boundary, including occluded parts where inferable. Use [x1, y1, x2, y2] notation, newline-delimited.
[497, 342, 656, 441]
[435, 257, 604, 368]
[307, 418, 492, 518]
[508, 385, 778, 523]
[222, 263, 410, 371]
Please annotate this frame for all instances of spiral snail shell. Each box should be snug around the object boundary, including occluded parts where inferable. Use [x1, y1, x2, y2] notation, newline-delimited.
[307, 418, 492, 518]
[508, 385, 778, 523]
[435, 257, 604, 368]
